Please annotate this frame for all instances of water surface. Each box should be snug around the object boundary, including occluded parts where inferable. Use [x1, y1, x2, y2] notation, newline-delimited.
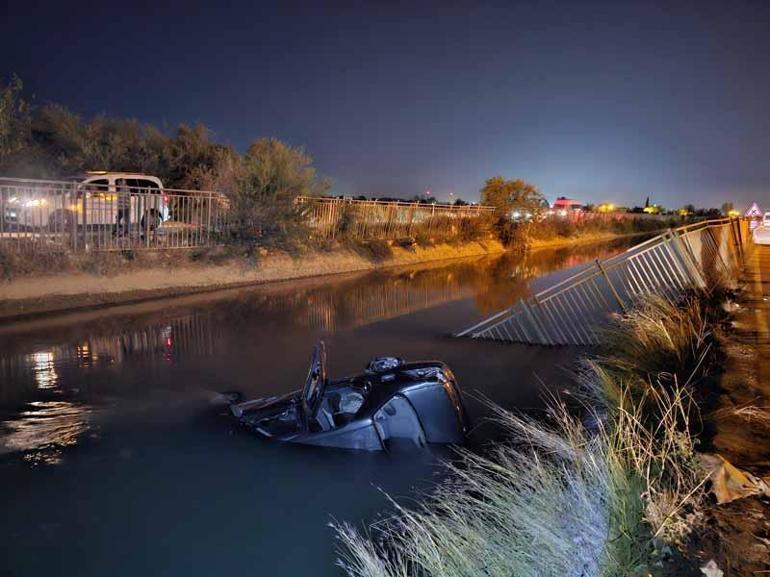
[0, 239, 635, 577]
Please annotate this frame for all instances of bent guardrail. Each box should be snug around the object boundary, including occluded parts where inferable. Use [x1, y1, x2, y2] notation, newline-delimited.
[456, 218, 749, 345]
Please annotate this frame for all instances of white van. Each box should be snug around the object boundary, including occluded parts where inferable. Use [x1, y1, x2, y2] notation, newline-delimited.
[5, 172, 169, 231]
[60, 172, 170, 229]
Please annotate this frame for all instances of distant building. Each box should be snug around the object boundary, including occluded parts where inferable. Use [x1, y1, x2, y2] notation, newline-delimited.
[552, 197, 582, 211]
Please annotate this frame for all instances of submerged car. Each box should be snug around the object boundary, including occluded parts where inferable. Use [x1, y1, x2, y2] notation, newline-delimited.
[227, 342, 468, 451]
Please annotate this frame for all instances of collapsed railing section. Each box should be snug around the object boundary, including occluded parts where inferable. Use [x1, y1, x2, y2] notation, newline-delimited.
[456, 218, 749, 345]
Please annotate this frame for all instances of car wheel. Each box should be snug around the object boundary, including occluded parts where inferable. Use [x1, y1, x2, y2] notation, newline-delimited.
[141, 209, 162, 231]
[48, 209, 75, 232]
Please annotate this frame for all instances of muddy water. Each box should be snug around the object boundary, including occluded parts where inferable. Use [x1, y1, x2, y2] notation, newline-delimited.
[0, 239, 636, 577]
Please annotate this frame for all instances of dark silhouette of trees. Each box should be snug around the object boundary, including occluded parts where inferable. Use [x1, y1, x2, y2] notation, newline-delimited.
[0, 77, 327, 199]
[0, 76, 31, 169]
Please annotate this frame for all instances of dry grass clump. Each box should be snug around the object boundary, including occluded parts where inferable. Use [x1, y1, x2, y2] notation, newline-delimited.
[600, 295, 713, 380]
[588, 294, 716, 544]
[598, 371, 706, 544]
[335, 404, 616, 577]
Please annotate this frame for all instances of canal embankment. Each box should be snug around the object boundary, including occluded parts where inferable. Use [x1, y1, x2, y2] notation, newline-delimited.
[0, 227, 670, 322]
[0, 239, 506, 320]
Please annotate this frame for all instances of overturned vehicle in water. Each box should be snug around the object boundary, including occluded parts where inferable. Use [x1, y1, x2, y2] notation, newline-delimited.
[228, 342, 468, 451]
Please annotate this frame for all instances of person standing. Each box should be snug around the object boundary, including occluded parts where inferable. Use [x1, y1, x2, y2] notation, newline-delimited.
[114, 178, 131, 237]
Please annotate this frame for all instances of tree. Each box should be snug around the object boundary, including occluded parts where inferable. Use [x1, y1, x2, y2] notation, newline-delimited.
[479, 176, 546, 216]
[233, 138, 329, 243]
[0, 75, 31, 170]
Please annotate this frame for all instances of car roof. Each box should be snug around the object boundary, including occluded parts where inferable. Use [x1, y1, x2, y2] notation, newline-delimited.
[68, 172, 163, 183]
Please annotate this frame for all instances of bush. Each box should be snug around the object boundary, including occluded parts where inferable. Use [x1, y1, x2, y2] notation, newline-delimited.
[457, 213, 495, 243]
[228, 139, 328, 249]
[0, 246, 73, 280]
[364, 239, 393, 261]
[414, 231, 434, 248]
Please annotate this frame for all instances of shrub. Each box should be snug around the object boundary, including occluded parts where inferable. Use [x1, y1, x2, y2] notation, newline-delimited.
[599, 294, 717, 384]
[365, 239, 393, 261]
[228, 138, 329, 249]
[0, 246, 73, 279]
[456, 213, 494, 242]
[414, 232, 434, 248]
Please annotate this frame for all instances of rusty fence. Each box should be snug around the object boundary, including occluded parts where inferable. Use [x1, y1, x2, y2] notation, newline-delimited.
[0, 178, 231, 252]
[456, 218, 750, 345]
[297, 196, 496, 240]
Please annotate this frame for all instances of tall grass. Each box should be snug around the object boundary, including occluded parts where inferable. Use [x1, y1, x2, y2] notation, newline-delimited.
[335, 295, 717, 576]
[336, 405, 614, 577]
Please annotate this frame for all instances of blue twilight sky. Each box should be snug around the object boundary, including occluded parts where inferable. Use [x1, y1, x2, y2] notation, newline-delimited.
[2, 0, 769, 208]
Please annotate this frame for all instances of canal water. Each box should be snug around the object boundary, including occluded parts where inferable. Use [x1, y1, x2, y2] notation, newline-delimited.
[0, 240, 635, 577]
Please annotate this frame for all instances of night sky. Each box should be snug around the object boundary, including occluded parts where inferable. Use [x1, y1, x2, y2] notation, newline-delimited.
[2, 0, 769, 207]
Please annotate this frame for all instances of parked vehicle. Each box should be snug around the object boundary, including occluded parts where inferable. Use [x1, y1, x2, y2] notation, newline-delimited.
[2, 172, 169, 232]
[227, 342, 469, 451]
[753, 212, 770, 245]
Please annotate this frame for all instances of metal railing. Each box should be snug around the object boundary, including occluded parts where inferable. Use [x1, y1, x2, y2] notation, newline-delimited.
[297, 196, 495, 240]
[0, 178, 231, 252]
[456, 218, 750, 345]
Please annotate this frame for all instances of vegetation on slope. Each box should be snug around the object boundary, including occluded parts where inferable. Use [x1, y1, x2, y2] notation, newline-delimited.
[335, 293, 725, 577]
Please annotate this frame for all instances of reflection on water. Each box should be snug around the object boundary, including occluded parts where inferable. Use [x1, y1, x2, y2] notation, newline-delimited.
[0, 238, 645, 577]
[30, 351, 59, 389]
[1, 400, 92, 466]
[0, 238, 635, 466]
[0, 348, 94, 465]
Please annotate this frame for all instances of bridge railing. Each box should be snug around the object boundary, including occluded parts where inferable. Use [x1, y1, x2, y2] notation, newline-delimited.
[296, 196, 495, 240]
[456, 218, 749, 345]
[0, 177, 231, 252]
[0, 178, 496, 252]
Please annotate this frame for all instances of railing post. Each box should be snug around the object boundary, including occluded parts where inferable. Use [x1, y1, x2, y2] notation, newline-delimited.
[206, 194, 212, 245]
[728, 217, 742, 261]
[81, 185, 88, 251]
[521, 299, 551, 345]
[668, 228, 706, 288]
[70, 183, 78, 252]
[705, 225, 730, 274]
[145, 192, 152, 249]
[595, 259, 626, 312]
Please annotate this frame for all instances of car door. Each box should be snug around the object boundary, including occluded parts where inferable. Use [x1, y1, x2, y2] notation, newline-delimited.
[373, 394, 426, 448]
[80, 178, 110, 226]
[127, 179, 166, 224]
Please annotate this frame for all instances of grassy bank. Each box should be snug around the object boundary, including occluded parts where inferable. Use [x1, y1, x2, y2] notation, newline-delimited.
[528, 229, 659, 250]
[0, 239, 505, 320]
[335, 292, 745, 577]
